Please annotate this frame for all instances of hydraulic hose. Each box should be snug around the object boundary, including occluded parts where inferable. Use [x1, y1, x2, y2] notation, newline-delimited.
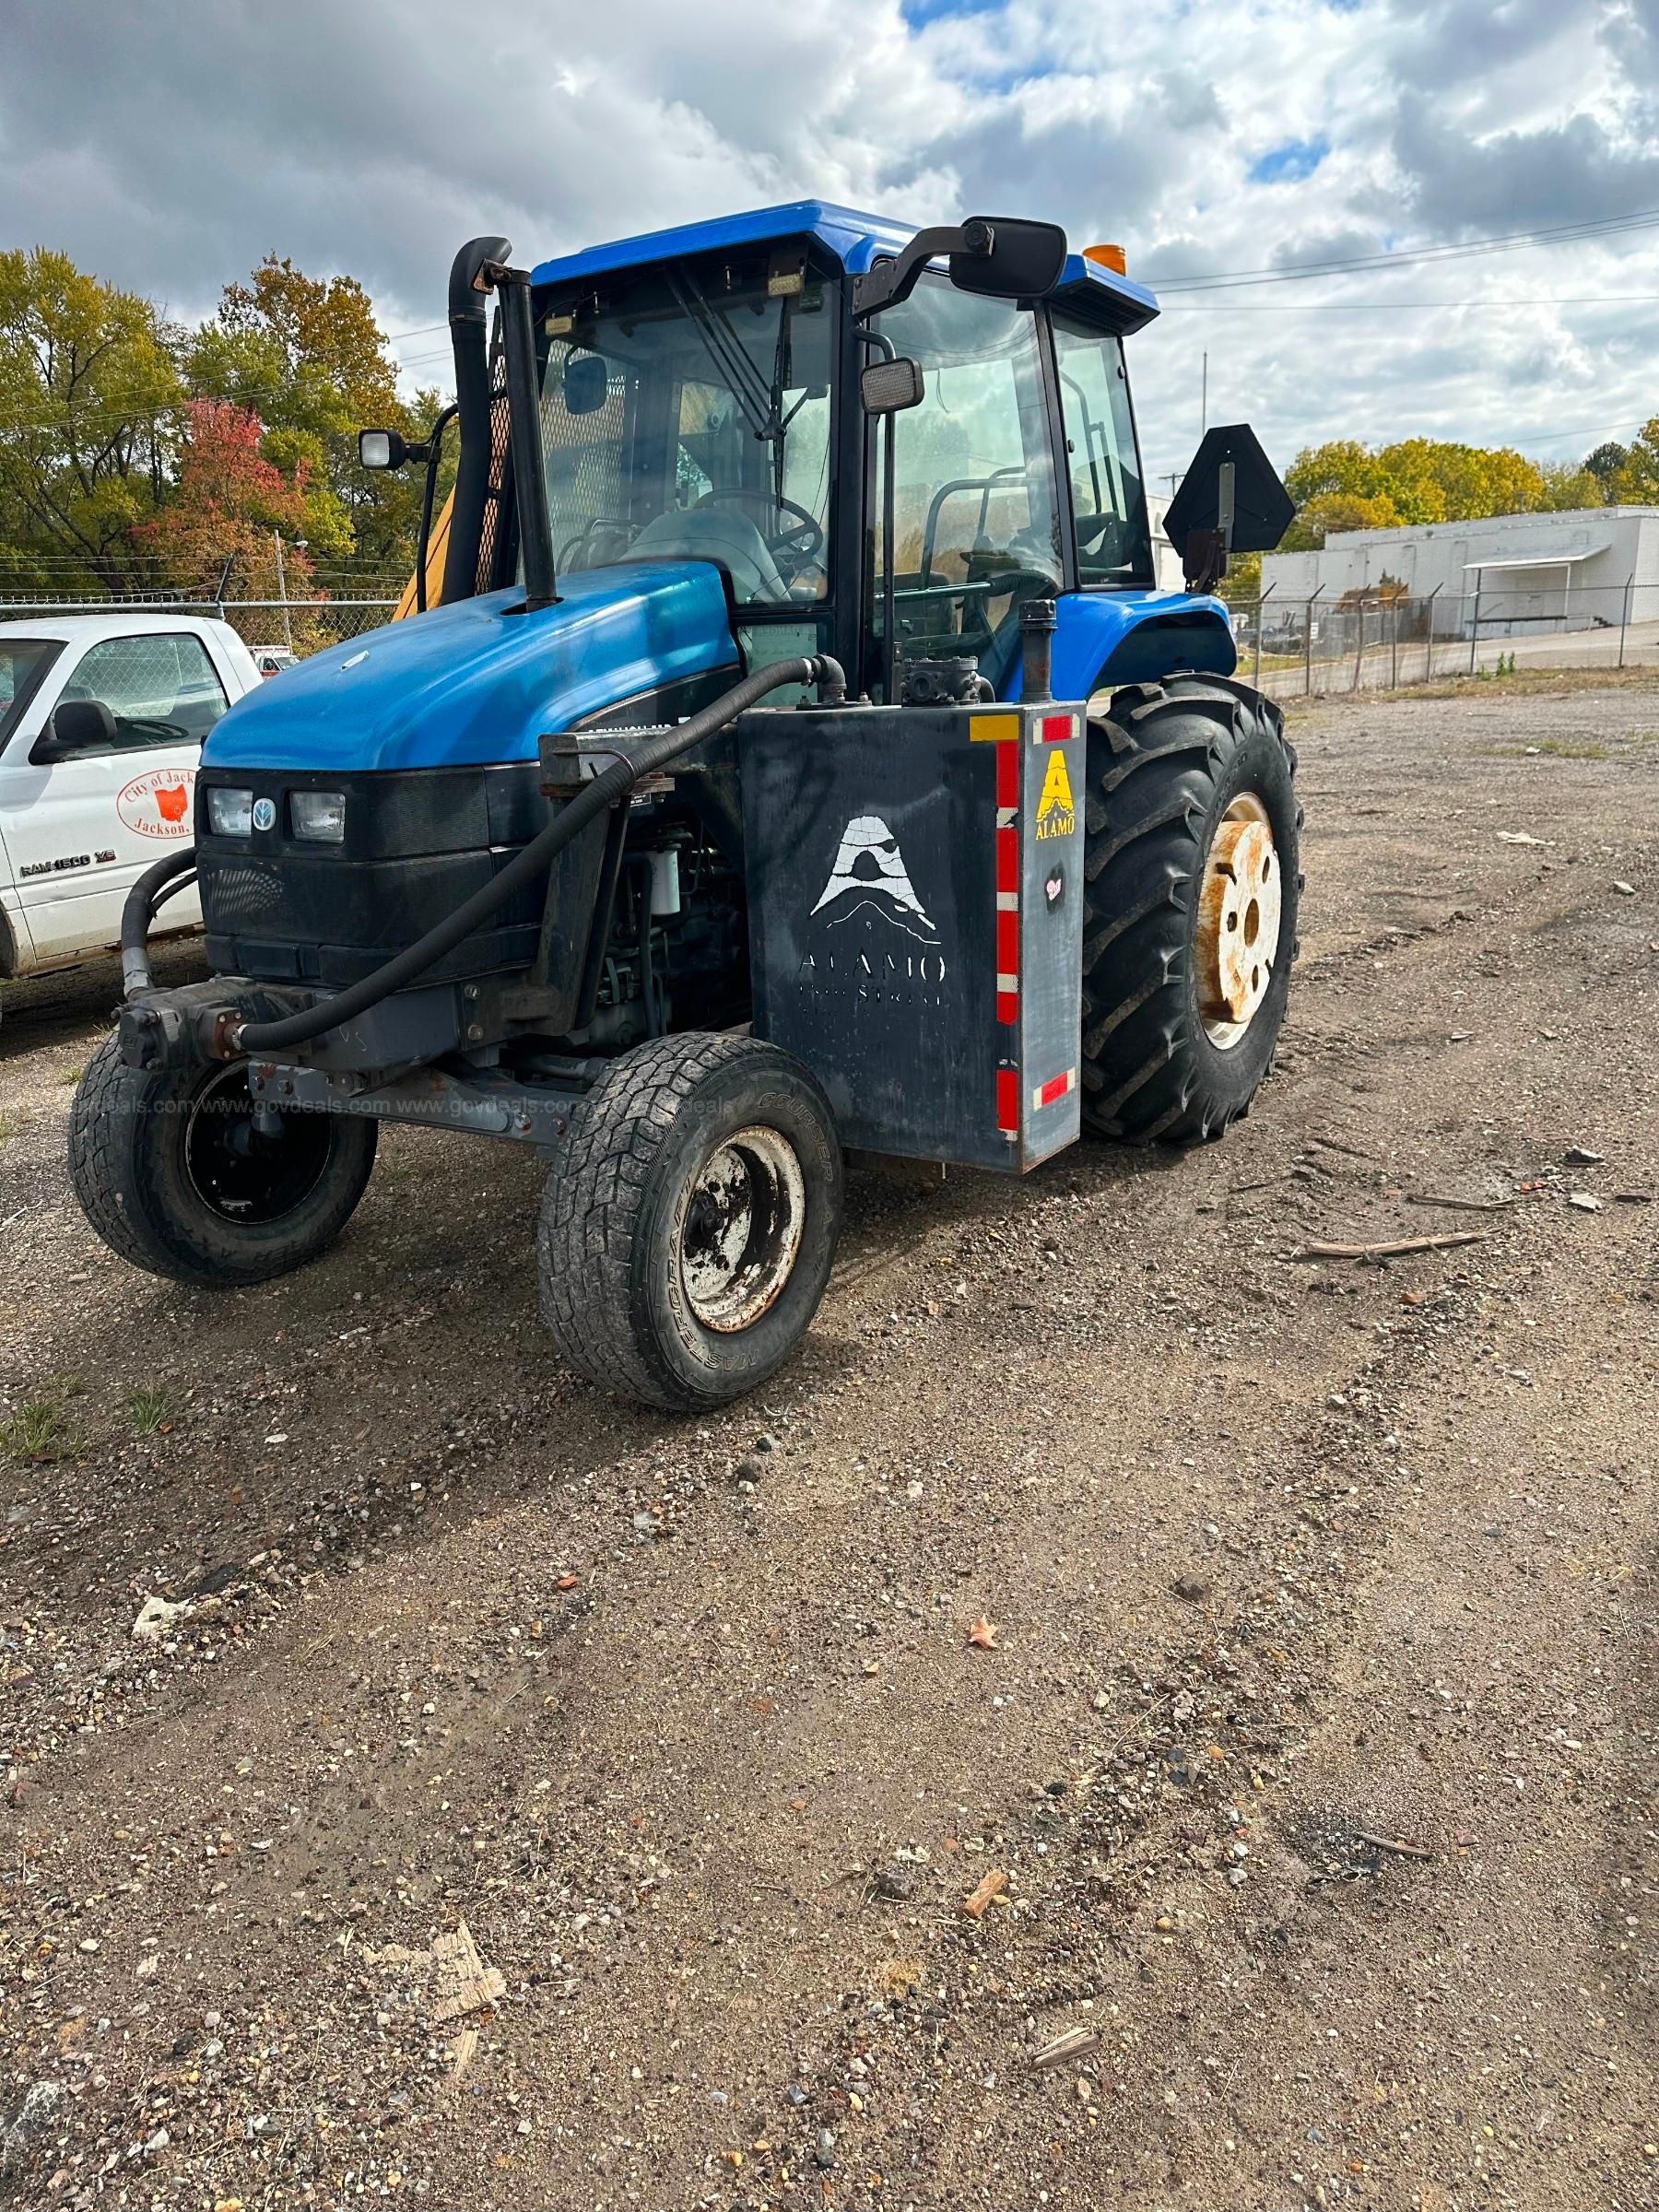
[122, 847, 197, 996]
[229, 653, 846, 1055]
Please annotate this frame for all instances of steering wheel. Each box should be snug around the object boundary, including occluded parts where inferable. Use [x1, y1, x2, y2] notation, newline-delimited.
[692, 488, 823, 571]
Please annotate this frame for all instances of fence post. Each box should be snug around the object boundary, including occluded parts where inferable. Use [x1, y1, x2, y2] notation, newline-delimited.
[1304, 589, 1318, 697]
[1619, 571, 1634, 669]
[1424, 583, 1441, 682]
[1253, 582, 1276, 690]
[1353, 601, 1366, 691]
[1468, 569, 1482, 677]
[1390, 596, 1399, 689]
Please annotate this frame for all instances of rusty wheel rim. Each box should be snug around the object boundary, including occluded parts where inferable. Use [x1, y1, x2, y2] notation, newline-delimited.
[1194, 794, 1282, 1051]
[678, 1125, 806, 1333]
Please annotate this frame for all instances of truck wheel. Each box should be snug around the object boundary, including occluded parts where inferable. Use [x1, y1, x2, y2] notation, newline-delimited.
[1080, 673, 1300, 1144]
[537, 1031, 843, 1411]
[68, 1033, 377, 1286]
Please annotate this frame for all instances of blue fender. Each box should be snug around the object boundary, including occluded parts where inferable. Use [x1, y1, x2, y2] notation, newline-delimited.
[203, 562, 738, 773]
[1009, 589, 1238, 705]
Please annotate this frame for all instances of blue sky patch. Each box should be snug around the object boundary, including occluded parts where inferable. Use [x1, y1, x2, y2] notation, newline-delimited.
[900, 0, 1003, 23]
[1248, 135, 1331, 184]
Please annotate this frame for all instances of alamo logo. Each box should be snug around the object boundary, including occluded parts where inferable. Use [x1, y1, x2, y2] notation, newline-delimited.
[809, 815, 939, 944]
[1034, 749, 1075, 842]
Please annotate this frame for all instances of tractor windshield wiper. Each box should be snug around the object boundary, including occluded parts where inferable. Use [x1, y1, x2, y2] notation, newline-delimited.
[667, 269, 780, 443]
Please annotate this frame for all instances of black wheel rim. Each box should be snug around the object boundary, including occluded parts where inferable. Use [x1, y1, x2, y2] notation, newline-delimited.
[183, 1066, 334, 1225]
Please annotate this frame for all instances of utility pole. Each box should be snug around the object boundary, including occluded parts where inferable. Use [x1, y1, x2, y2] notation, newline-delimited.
[1200, 351, 1207, 440]
[272, 531, 293, 653]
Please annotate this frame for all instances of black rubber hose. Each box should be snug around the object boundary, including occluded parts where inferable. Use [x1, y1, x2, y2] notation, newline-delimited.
[121, 847, 197, 996]
[231, 654, 846, 1055]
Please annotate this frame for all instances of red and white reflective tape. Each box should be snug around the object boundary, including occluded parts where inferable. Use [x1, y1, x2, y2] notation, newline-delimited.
[1032, 1067, 1077, 1111]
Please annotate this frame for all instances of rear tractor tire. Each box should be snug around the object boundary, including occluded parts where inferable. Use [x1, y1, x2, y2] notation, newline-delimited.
[1080, 672, 1300, 1144]
[536, 1031, 843, 1412]
[68, 1033, 378, 1286]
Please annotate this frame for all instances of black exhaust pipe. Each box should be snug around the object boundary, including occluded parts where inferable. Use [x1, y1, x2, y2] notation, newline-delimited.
[441, 234, 511, 606]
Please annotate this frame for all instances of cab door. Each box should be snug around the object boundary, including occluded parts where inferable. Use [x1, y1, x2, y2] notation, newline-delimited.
[1, 630, 229, 962]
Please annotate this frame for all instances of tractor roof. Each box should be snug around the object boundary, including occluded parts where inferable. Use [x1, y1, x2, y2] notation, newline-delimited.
[529, 200, 1159, 332]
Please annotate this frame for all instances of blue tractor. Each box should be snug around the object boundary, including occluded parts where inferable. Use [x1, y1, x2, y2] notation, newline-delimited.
[71, 206, 1299, 1408]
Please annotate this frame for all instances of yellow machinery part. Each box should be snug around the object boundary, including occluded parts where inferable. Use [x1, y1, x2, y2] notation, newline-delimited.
[394, 490, 453, 620]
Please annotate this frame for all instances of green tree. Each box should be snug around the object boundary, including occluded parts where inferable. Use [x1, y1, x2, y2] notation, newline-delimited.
[185, 255, 440, 581]
[1583, 440, 1629, 498]
[0, 248, 185, 594]
[1608, 419, 1659, 503]
[1280, 489, 1404, 551]
[1534, 460, 1604, 511]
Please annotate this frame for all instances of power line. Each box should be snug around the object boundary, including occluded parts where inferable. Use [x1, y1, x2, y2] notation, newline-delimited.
[1160, 293, 1659, 312]
[1155, 206, 1659, 293]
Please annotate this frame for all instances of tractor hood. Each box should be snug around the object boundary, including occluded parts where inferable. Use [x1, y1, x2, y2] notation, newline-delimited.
[203, 561, 739, 774]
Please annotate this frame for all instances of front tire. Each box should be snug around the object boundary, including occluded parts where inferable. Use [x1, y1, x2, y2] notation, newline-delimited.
[68, 1034, 378, 1286]
[537, 1032, 843, 1411]
[1080, 672, 1300, 1144]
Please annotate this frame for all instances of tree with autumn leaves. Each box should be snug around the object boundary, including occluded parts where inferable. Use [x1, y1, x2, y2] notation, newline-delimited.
[0, 247, 445, 606]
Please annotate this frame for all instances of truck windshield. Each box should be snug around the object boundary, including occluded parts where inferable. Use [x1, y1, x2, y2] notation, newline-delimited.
[537, 256, 836, 607]
[0, 639, 63, 750]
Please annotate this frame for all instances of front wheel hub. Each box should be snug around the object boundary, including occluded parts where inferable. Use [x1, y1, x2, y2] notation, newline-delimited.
[1195, 794, 1282, 1048]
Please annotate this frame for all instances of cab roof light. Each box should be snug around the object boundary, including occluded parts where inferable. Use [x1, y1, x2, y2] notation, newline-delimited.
[1084, 242, 1128, 275]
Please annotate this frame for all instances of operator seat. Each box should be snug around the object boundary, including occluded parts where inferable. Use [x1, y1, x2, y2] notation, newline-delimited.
[629, 506, 790, 605]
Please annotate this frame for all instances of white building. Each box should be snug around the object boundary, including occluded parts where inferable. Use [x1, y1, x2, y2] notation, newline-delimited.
[1262, 505, 1659, 635]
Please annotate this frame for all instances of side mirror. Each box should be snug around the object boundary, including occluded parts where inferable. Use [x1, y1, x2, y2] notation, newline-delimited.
[853, 215, 1069, 320]
[563, 352, 609, 416]
[860, 357, 925, 416]
[1162, 423, 1294, 592]
[33, 698, 116, 762]
[948, 216, 1068, 301]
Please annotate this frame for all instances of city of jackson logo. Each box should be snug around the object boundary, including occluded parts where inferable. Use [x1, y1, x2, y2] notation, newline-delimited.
[809, 815, 939, 944]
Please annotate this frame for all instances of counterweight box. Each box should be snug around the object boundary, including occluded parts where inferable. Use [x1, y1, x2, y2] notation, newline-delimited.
[738, 701, 1085, 1171]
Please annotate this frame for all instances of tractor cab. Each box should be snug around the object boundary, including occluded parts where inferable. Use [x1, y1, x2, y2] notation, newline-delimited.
[379, 204, 1276, 707]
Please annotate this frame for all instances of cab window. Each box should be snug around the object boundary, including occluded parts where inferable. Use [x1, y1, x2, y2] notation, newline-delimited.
[871, 280, 1061, 684]
[62, 633, 229, 747]
[1051, 312, 1153, 586]
[538, 253, 835, 608]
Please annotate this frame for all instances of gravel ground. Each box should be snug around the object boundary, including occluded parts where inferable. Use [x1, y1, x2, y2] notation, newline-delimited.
[1, 677, 1656, 2212]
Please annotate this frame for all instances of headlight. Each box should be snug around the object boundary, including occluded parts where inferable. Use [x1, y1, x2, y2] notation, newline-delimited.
[206, 786, 253, 837]
[290, 789, 347, 843]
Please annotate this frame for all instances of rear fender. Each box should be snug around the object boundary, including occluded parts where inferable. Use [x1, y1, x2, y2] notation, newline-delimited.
[1038, 590, 1238, 703]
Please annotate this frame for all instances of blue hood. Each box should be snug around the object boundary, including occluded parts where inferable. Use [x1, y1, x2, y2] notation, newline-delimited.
[204, 561, 738, 773]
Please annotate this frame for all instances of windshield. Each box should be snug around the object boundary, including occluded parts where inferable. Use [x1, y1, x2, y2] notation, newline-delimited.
[536, 253, 835, 606]
[0, 639, 63, 750]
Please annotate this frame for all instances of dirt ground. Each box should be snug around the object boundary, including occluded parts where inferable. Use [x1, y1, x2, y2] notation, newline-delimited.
[2, 677, 1656, 2212]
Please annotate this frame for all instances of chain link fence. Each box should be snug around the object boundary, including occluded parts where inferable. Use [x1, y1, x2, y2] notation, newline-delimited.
[0, 595, 399, 659]
[1231, 580, 1659, 700]
[8, 584, 1659, 698]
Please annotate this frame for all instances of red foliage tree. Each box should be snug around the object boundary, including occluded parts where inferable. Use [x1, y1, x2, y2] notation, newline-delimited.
[139, 400, 315, 601]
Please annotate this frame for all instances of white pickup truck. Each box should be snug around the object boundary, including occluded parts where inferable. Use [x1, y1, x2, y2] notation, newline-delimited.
[0, 611, 263, 1006]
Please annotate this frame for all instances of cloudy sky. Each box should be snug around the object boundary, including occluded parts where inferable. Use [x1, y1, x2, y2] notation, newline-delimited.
[6, 0, 1657, 485]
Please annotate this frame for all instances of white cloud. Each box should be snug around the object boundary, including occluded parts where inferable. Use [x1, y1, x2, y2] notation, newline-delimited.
[4, 0, 1655, 481]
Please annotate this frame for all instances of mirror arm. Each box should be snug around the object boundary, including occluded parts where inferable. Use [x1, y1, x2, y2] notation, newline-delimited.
[415, 403, 459, 615]
[852, 219, 992, 321]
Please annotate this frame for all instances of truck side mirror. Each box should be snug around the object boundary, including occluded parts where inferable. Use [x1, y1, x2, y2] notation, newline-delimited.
[861, 358, 925, 415]
[32, 698, 116, 763]
[1163, 422, 1294, 593]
